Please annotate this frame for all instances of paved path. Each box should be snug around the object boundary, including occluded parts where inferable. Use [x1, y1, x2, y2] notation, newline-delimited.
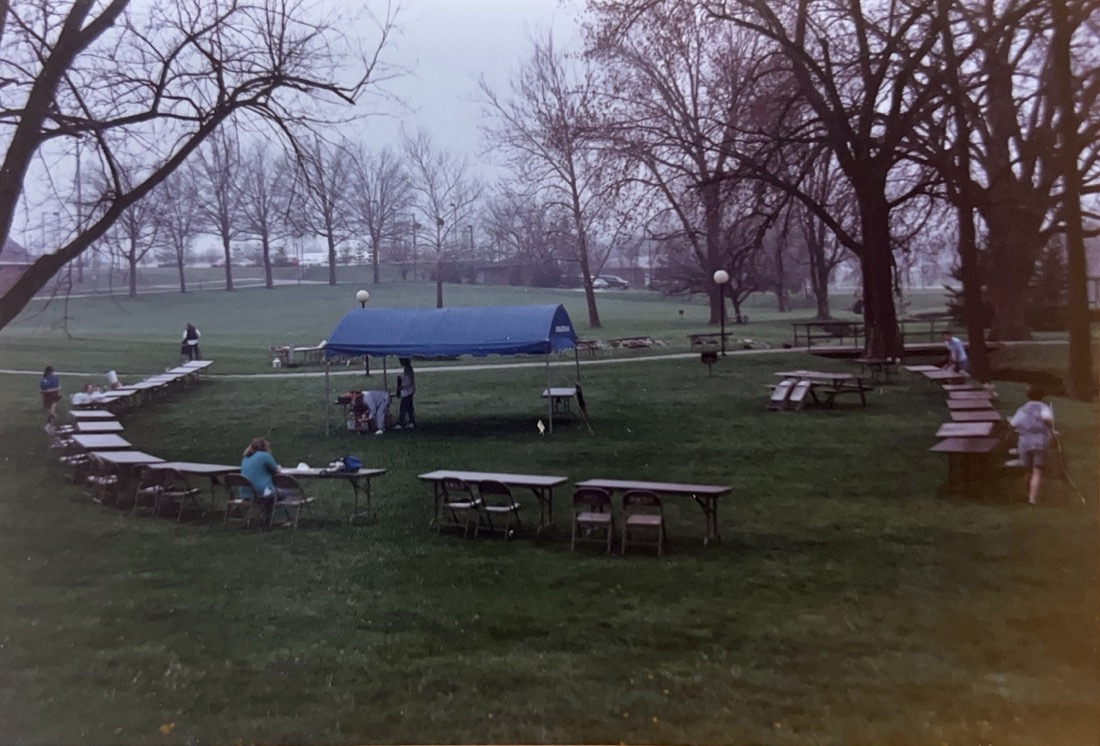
[0, 339, 1068, 380]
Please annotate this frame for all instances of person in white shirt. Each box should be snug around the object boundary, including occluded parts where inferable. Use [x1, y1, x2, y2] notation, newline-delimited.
[70, 383, 107, 406]
[1009, 385, 1055, 505]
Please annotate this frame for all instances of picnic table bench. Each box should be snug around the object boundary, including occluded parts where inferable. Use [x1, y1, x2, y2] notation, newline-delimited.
[930, 437, 1002, 498]
[270, 344, 326, 366]
[773, 370, 869, 409]
[854, 356, 899, 384]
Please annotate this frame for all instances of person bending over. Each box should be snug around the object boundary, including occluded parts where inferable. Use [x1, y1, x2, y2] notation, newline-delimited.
[356, 390, 391, 435]
[941, 330, 969, 375]
[1009, 385, 1055, 505]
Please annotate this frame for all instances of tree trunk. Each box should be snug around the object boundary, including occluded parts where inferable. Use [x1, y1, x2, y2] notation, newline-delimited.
[858, 193, 902, 359]
[436, 265, 443, 308]
[573, 202, 601, 329]
[327, 234, 337, 286]
[703, 185, 723, 324]
[956, 202, 990, 381]
[261, 231, 273, 289]
[177, 258, 187, 294]
[221, 233, 234, 291]
[1053, 0, 1095, 400]
[128, 248, 138, 298]
[371, 234, 380, 284]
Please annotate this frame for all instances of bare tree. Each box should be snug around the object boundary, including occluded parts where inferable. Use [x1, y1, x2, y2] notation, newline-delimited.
[348, 145, 411, 284]
[239, 144, 293, 289]
[193, 128, 244, 290]
[292, 137, 355, 285]
[480, 33, 617, 328]
[0, 0, 398, 329]
[155, 167, 202, 293]
[98, 171, 162, 298]
[403, 130, 483, 308]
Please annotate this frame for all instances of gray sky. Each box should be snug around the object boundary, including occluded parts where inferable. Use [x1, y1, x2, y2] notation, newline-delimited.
[363, 0, 582, 162]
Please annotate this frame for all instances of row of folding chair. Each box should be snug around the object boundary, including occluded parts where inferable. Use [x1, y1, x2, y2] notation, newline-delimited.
[436, 478, 522, 539]
[571, 487, 665, 556]
[224, 473, 313, 530]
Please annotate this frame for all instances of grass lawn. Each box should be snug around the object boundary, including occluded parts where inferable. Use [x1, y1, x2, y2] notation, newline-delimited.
[0, 282, 1097, 745]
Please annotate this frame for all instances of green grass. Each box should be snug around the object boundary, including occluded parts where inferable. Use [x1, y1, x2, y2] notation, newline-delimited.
[0, 283, 1097, 745]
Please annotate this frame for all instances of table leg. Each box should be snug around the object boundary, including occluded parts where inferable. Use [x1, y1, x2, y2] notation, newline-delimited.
[348, 477, 376, 524]
[692, 494, 720, 545]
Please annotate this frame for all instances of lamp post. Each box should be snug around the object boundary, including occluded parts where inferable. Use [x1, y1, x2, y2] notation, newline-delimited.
[713, 269, 730, 356]
[411, 219, 420, 281]
[356, 289, 371, 375]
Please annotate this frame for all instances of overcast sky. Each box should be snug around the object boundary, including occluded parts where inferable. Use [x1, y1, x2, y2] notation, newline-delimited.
[362, 0, 583, 163]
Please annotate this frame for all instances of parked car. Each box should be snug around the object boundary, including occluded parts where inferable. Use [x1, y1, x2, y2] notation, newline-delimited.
[596, 274, 630, 289]
[591, 277, 609, 289]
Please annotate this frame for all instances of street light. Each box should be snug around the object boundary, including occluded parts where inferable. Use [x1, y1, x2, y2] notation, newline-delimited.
[713, 269, 730, 356]
[355, 289, 370, 375]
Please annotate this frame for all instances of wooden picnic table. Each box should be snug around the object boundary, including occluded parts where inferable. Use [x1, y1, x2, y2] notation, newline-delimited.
[71, 433, 133, 451]
[418, 470, 568, 534]
[74, 421, 124, 434]
[922, 369, 967, 383]
[774, 370, 868, 408]
[790, 320, 864, 350]
[853, 356, 899, 383]
[946, 398, 995, 411]
[608, 336, 654, 349]
[929, 437, 1001, 498]
[935, 422, 996, 438]
[948, 390, 994, 400]
[950, 410, 1003, 422]
[282, 467, 387, 524]
[68, 409, 117, 421]
[573, 478, 732, 545]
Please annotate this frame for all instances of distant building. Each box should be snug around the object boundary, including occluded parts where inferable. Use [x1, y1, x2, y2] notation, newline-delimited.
[0, 238, 34, 296]
[1086, 234, 1100, 308]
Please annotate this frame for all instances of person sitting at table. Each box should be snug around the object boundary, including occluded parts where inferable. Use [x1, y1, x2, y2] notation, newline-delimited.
[354, 390, 392, 435]
[71, 382, 107, 406]
[1009, 385, 1055, 506]
[240, 436, 293, 523]
[941, 330, 969, 375]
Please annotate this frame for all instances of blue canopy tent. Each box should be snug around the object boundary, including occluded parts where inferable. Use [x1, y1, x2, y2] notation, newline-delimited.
[323, 304, 580, 433]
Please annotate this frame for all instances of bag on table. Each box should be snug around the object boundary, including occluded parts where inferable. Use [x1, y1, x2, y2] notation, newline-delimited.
[339, 455, 362, 472]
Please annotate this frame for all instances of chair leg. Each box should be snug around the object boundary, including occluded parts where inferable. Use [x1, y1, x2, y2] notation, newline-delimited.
[621, 522, 628, 556]
[570, 518, 577, 551]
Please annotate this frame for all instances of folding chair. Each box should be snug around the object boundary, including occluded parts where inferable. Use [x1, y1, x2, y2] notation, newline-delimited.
[131, 466, 165, 516]
[766, 380, 794, 410]
[478, 480, 522, 538]
[570, 487, 615, 554]
[621, 489, 665, 557]
[436, 477, 483, 537]
[155, 468, 204, 522]
[223, 473, 260, 527]
[83, 454, 119, 505]
[270, 473, 313, 529]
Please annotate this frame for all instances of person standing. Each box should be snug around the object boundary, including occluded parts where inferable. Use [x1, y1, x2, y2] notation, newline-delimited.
[941, 330, 969, 375]
[1009, 385, 1055, 505]
[395, 357, 416, 430]
[39, 366, 61, 423]
[181, 322, 202, 361]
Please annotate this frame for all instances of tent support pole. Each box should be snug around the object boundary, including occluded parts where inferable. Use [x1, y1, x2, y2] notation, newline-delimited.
[546, 355, 553, 435]
[574, 346, 581, 382]
[382, 357, 388, 392]
[324, 362, 330, 437]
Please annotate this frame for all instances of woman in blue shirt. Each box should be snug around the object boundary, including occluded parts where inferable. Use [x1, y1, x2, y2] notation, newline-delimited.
[39, 365, 61, 423]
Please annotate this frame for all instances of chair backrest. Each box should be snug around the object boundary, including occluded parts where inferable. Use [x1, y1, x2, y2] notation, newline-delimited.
[573, 487, 612, 511]
[224, 473, 254, 499]
[478, 480, 514, 505]
[622, 489, 662, 512]
[441, 477, 474, 502]
[272, 473, 302, 494]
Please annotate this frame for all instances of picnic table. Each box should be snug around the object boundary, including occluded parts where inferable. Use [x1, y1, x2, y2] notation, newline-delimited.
[853, 356, 899, 384]
[74, 421, 124, 434]
[282, 466, 387, 524]
[145, 462, 239, 520]
[942, 383, 986, 392]
[85, 451, 166, 505]
[608, 336, 654, 349]
[542, 387, 577, 415]
[688, 332, 733, 350]
[418, 470, 568, 534]
[573, 478, 731, 545]
[774, 370, 869, 408]
[71, 433, 132, 451]
[922, 369, 967, 384]
[900, 314, 954, 343]
[929, 437, 1001, 498]
[574, 339, 602, 356]
[271, 344, 326, 366]
[946, 398, 995, 411]
[69, 409, 117, 421]
[935, 422, 996, 439]
[790, 321, 864, 350]
[178, 360, 214, 377]
[950, 410, 1003, 423]
[948, 390, 994, 400]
